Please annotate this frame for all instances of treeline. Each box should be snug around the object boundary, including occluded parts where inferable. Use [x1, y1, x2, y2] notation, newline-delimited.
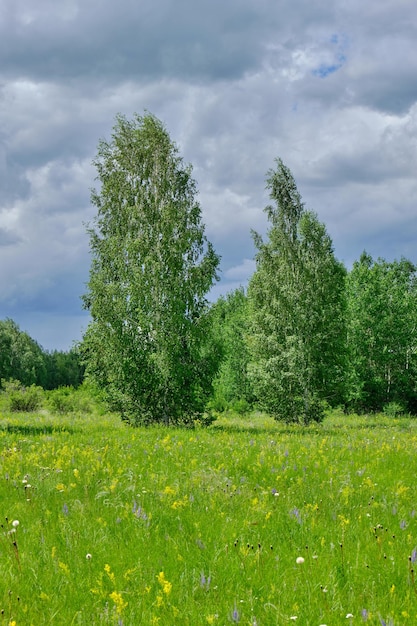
[209, 253, 417, 417]
[79, 113, 417, 424]
[3, 113, 416, 424]
[0, 318, 84, 390]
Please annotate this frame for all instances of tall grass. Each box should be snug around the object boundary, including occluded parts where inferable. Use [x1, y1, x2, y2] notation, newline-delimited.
[0, 405, 417, 625]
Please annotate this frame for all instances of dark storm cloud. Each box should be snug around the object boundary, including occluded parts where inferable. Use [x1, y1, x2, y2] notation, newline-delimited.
[0, 0, 276, 82]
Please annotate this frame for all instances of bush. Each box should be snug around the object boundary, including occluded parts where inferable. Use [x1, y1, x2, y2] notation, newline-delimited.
[194, 412, 218, 427]
[1, 379, 44, 412]
[383, 401, 406, 418]
[47, 385, 96, 415]
[47, 387, 78, 414]
[229, 398, 251, 415]
[206, 395, 228, 413]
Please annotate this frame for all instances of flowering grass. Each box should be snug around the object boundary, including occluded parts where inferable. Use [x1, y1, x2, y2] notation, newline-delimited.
[1, 408, 417, 625]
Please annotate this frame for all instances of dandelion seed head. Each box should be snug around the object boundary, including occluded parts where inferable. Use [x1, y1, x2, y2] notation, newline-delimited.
[12, 520, 19, 528]
[296, 556, 305, 564]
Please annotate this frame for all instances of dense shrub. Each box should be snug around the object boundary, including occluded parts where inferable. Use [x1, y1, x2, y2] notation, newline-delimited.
[1, 379, 44, 412]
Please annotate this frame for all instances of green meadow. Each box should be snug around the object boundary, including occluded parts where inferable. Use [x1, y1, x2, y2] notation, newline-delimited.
[1, 408, 417, 625]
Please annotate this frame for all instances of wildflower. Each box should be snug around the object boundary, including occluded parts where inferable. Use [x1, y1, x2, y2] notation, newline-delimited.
[105, 564, 116, 584]
[12, 520, 19, 528]
[411, 547, 417, 563]
[157, 571, 172, 595]
[86, 553, 92, 560]
[296, 556, 305, 564]
[163, 485, 176, 495]
[109, 590, 128, 615]
[231, 606, 240, 622]
[346, 614, 354, 619]
[200, 572, 211, 590]
[361, 608, 368, 621]
[58, 561, 70, 575]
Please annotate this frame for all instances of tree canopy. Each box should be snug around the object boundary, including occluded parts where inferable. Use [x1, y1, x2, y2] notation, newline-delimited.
[346, 253, 417, 413]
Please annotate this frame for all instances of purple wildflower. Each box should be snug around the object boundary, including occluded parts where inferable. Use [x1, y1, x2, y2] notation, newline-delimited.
[62, 503, 69, 516]
[411, 547, 417, 563]
[361, 608, 368, 621]
[290, 507, 302, 524]
[200, 572, 211, 590]
[231, 606, 240, 622]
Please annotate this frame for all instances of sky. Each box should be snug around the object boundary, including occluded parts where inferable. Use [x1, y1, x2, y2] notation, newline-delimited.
[1, 0, 417, 351]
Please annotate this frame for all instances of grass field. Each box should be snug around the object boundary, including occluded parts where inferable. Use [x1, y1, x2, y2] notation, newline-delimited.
[1, 407, 417, 625]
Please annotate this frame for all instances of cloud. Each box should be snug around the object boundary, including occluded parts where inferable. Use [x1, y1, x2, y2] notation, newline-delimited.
[1, 0, 417, 350]
[0, 227, 21, 246]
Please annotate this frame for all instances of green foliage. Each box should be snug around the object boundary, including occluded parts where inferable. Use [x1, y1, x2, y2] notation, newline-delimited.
[46, 386, 94, 415]
[43, 347, 85, 390]
[0, 318, 46, 386]
[0, 318, 85, 390]
[248, 159, 347, 423]
[346, 253, 417, 413]
[207, 287, 254, 409]
[82, 113, 220, 426]
[228, 398, 251, 415]
[1, 379, 44, 412]
[383, 401, 407, 417]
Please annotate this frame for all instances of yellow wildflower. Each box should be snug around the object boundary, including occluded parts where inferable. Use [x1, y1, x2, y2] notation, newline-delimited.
[105, 564, 116, 584]
[157, 571, 172, 595]
[163, 485, 176, 495]
[58, 561, 70, 576]
[109, 590, 128, 615]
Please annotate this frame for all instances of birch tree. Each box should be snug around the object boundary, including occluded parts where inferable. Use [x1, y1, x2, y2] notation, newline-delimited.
[82, 113, 220, 425]
[248, 159, 347, 423]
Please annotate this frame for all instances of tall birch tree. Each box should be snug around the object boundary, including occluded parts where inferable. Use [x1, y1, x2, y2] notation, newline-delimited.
[82, 113, 220, 425]
[248, 159, 347, 423]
